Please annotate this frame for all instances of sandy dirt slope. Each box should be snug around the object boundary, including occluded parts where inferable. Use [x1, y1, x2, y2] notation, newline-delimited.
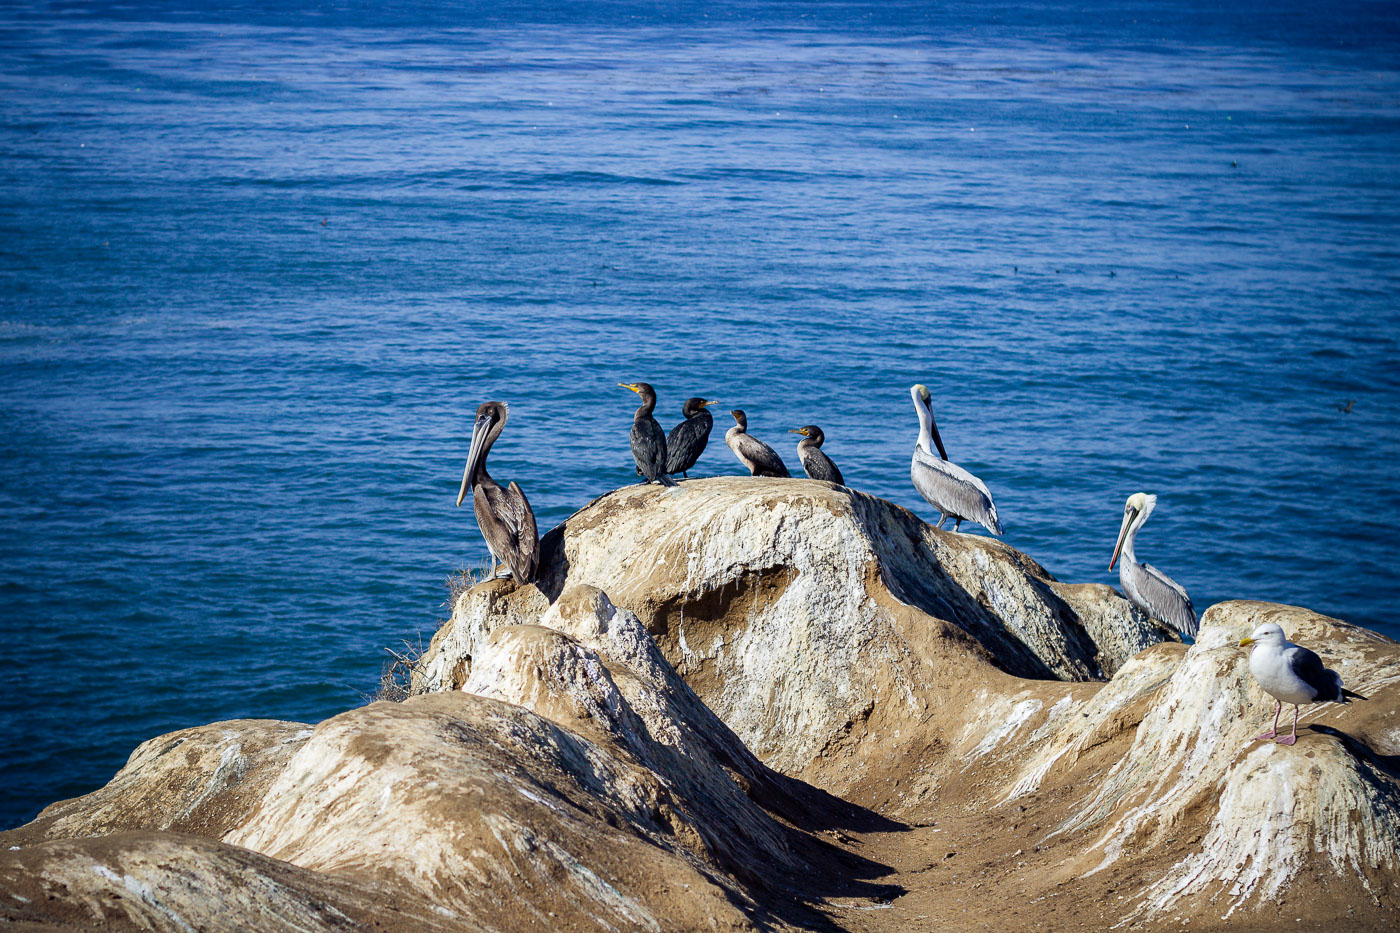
[4, 479, 1396, 930]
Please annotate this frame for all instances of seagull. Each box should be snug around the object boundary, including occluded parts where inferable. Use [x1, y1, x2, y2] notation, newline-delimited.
[1239, 622, 1366, 746]
[1110, 493, 1197, 638]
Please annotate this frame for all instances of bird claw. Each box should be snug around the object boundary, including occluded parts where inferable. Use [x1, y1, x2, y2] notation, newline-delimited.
[1253, 730, 1277, 741]
[1275, 735, 1298, 746]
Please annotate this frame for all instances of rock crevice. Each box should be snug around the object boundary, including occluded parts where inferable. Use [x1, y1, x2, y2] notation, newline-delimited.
[5, 479, 1396, 931]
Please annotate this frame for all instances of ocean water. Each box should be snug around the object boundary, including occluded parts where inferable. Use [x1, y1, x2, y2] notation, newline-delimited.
[2, 0, 1398, 829]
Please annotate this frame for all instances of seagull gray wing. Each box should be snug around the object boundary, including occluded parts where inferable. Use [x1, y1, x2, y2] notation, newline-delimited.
[1136, 562, 1198, 638]
[1283, 644, 1341, 702]
[910, 446, 1002, 534]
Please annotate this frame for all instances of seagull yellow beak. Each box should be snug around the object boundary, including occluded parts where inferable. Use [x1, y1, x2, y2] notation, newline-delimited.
[1239, 637, 1255, 647]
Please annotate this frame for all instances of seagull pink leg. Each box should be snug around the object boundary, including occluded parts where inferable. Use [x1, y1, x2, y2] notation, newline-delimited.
[1253, 699, 1281, 742]
[1276, 705, 1299, 746]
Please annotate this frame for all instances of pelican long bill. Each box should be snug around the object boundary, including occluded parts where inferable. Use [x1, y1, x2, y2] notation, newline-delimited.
[1110, 505, 1137, 570]
[458, 410, 494, 507]
[926, 412, 949, 461]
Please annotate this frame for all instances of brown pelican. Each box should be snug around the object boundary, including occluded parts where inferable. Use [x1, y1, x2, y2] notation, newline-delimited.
[789, 425, 843, 484]
[665, 397, 718, 477]
[1110, 492, 1196, 637]
[619, 382, 677, 486]
[908, 384, 1002, 534]
[725, 410, 790, 477]
[456, 401, 539, 584]
[1240, 622, 1366, 746]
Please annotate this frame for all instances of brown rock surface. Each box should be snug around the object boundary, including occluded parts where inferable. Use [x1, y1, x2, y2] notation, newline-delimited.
[415, 478, 1176, 794]
[4, 479, 1397, 931]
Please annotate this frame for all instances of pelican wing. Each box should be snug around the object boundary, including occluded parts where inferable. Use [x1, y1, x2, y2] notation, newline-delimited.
[479, 482, 540, 583]
[1135, 562, 1197, 638]
[910, 446, 1002, 534]
[665, 414, 711, 474]
[504, 481, 540, 583]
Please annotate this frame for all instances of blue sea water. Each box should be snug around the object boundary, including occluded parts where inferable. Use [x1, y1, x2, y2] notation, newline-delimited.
[1, 0, 1398, 829]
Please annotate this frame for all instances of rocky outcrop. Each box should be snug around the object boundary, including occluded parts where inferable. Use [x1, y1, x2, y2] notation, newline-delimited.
[415, 478, 1173, 792]
[3, 694, 776, 931]
[4, 479, 1397, 931]
[414, 480, 1400, 927]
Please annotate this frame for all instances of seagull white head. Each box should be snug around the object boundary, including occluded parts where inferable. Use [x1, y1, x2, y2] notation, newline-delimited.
[1239, 622, 1287, 648]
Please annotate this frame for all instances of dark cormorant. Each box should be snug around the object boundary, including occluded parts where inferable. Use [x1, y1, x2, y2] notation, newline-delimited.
[789, 425, 844, 485]
[620, 382, 678, 486]
[456, 401, 540, 583]
[665, 397, 718, 477]
[725, 410, 790, 478]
